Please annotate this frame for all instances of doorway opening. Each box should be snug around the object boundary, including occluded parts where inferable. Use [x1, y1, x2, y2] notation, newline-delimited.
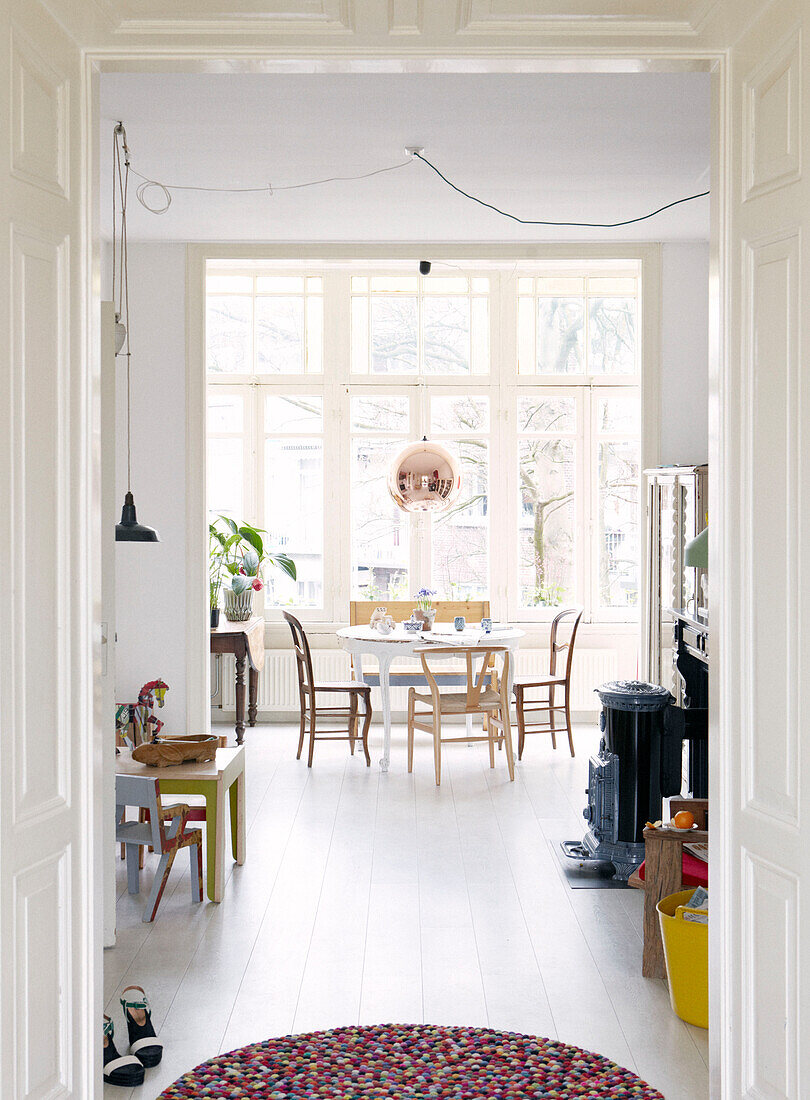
[96, 62, 717, 1100]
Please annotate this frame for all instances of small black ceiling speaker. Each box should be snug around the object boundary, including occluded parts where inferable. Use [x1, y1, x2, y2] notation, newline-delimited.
[419, 260, 431, 275]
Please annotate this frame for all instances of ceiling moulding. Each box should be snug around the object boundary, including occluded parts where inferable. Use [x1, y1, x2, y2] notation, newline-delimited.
[455, 0, 714, 37]
[389, 0, 423, 36]
[112, 1, 354, 35]
[40, 0, 119, 38]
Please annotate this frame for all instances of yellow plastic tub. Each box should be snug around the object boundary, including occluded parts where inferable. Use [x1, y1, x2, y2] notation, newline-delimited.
[656, 888, 708, 1028]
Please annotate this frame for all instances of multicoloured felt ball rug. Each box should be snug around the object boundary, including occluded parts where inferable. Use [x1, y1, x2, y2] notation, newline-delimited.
[159, 1023, 664, 1098]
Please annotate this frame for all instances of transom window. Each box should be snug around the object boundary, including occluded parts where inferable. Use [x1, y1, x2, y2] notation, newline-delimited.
[205, 259, 643, 622]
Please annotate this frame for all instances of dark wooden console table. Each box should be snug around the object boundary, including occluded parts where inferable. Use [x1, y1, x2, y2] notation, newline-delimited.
[210, 616, 265, 744]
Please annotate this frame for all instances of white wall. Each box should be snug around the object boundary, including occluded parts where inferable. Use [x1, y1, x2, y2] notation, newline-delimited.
[114, 243, 188, 729]
[659, 242, 710, 465]
[111, 241, 708, 724]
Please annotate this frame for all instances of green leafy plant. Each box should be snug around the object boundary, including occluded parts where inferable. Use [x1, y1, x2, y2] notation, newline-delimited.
[209, 515, 296, 606]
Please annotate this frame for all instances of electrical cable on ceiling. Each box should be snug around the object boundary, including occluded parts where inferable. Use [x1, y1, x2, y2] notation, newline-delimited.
[411, 151, 709, 228]
[130, 156, 415, 214]
[118, 124, 709, 226]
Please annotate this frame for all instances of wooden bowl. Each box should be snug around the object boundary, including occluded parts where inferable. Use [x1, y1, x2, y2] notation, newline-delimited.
[132, 735, 220, 768]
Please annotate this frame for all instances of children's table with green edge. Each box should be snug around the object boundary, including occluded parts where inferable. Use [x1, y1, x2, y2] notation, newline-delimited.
[116, 745, 246, 902]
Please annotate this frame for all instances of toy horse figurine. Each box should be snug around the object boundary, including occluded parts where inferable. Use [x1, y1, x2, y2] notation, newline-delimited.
[138, 679, 169, 741]
[115, 679, 170, 749]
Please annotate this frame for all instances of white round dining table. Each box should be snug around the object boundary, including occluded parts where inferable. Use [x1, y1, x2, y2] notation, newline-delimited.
[336, 624, 524, 772]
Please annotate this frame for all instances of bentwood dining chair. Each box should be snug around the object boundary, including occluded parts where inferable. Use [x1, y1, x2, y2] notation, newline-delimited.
[407, 644, 515, 785]
[284, 612, 373, 767]
[512, 606, 583, 759]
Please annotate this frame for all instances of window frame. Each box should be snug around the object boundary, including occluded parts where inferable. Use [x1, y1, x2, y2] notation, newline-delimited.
[191, 245, 660, 635]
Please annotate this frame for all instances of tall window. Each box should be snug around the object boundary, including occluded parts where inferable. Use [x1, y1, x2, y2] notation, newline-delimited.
[205, 260, 643, 622]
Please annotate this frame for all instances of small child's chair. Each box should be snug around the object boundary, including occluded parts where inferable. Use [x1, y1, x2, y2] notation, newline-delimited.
[115, 774, 203, 922]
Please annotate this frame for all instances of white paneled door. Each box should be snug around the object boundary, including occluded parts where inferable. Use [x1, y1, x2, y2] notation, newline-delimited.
[717, 2, 809, 1097]
[0, 2, 98, 1099]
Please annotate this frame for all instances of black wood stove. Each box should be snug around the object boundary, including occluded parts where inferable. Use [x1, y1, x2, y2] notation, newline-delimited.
[563, 680, 684, 881]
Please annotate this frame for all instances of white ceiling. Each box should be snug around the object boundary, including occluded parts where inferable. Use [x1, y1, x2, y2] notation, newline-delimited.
[100, 72, 710, 243]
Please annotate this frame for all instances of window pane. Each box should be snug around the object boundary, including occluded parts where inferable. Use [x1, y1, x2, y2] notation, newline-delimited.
[517, 296, 535, 374]
[256, 276, 304, 293]
[471, 297, 490, 374]
[588, 297, 636, 375]
[306, 295, 323, 373]
[431, 395, 489, 434]
[351, 296, 369, 373]
[597, 394, 640, 434]
[370, 276, 417, 292]
[264, 438, 323, 607]
[598, 440, 640, 608]
[432, 441, 488, 599]
[371, 296, 417, 374]
[255, 296, 304, 373]
[423, 277, 468, 293]
[518, 438, 575, 607]
[518, 396, 575, 434]
[588, 277, 636, 295]
[352, 438, 409, 599]
[537, 298, 584, 374]
[351, 395, 409, 433]
[206, 296, 251, 374]
[208, 437, 242, 519]
[423, 296, 470, 375]
[208, 392, 243, 432]
[265, 395, 323, 433]
[537, 277, 584, 295]
[206, 274, 252, 294]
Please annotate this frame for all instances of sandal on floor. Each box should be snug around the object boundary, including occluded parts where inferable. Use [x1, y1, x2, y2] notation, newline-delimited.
[103, 1015, 145, 1087]
[120, 985, 163, 1067]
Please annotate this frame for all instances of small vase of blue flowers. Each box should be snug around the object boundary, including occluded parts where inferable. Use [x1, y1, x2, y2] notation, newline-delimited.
[412, 588, 437, 631]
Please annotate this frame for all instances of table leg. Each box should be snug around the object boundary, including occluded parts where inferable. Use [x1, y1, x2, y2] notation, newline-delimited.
[213, 777, 225, 902]
[248, 665, 258, 727]
[202, 788, 218, 903]
[378, 652, 394, 773]
[235, 653, 246, 745]
[229, 770, 246, 864]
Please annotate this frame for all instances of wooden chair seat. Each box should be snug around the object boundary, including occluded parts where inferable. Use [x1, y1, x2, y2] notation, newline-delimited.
[284, 612, 372, 767]
[514, 674, 566, 688]
[411, 687, 503, 713]
[513, 607, 583, 759]
[313, 680, 371, 693]
[407, 645, 515, 785]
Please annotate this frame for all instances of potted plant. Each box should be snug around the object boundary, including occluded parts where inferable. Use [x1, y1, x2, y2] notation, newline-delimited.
[210, 516, 296, 622]
[209, 522, 229, 627]
[413, 587, 437, 631]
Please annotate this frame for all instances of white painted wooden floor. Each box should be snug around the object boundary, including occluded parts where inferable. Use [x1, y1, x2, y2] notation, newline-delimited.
[104, 722, 709, 1100]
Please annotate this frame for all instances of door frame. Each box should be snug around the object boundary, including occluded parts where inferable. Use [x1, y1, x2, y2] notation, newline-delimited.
[83, 45, 727, 1095]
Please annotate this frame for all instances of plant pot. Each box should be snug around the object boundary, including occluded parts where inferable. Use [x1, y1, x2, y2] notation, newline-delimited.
[223, 587, 253, 622]
[210, 607, 221, 628]
[413, 607, 436, 631]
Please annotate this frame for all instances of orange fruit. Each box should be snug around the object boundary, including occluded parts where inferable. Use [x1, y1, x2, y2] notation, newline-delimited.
[673, 810, 695, 829]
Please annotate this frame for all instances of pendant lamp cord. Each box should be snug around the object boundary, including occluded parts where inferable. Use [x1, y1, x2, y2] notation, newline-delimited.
[112, 122, 132, 493]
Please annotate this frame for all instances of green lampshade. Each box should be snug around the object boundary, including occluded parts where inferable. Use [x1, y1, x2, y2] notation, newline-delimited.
[685, 525, 708, 569]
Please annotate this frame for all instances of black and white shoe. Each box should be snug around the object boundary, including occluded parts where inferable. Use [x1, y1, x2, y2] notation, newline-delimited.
[120, 985, 163, 1067]
[103, 1015, 145, 1087]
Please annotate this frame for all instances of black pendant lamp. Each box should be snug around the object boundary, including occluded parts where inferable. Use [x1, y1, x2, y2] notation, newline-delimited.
[112, 122, 159, 543]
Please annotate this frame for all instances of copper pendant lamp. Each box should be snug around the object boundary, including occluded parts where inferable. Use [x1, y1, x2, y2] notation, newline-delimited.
[387, 437, 462, 514]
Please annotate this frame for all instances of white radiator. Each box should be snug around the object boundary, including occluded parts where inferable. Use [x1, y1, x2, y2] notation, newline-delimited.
[214, 646, 618, 718]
